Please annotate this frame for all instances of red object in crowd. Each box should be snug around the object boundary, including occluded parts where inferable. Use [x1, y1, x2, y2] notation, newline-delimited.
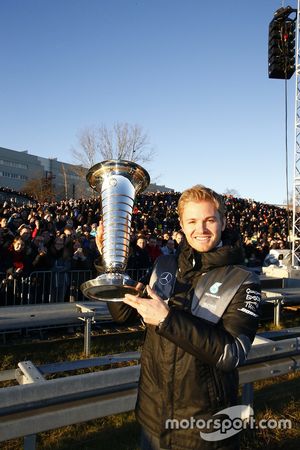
[146, 244, 162, 264]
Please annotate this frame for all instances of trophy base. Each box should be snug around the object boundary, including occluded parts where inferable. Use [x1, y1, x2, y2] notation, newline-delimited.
[80, 273, 139, 302]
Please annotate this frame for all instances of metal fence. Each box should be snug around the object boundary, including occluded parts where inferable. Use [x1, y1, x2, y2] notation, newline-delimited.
[0, 268, 149, 306]
[0, 331, 300, 449]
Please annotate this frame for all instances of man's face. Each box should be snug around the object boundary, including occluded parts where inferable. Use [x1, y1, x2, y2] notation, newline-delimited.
[148, 238, 157, 247]
[0, 218, 7, 228]
[180, 200, 225, 253]
[137, 238, 146, 249]
[175, 233, 183, 245]
[20, 228, 31, 241]
[13, 239, 25, 252]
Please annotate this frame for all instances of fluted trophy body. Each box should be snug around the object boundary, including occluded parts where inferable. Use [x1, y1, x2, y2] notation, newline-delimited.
[80, 159, 150, 301]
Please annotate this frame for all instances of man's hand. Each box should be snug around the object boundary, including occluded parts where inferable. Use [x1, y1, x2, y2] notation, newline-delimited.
[124, 285, 169, 326]
[95, 220, 104, 254]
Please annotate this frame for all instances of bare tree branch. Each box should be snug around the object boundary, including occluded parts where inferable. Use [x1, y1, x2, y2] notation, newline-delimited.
[72, 122, 154, 168]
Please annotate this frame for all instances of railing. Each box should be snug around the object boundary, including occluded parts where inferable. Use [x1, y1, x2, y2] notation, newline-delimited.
[0, 268, 150, 306]
[0, 330, 299, 450]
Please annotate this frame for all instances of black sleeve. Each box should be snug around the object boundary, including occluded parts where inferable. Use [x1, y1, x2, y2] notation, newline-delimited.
[107, 301, 140, 325]
[156, 274, 261, 371]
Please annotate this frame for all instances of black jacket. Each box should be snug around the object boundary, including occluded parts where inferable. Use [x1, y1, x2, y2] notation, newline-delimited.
[108, 233, 261, 450]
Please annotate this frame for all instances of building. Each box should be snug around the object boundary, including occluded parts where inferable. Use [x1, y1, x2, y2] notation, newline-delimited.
[146, 183, 174, 193]
[0, 146, 91, 200]
[0, 146, 174, 201]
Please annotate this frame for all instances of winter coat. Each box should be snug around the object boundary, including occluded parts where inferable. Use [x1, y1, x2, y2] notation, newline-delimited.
[108, 232, 261, 449]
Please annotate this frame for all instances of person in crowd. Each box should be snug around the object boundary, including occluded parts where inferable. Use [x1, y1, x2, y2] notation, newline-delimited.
[102, 185, 261, 450]
[0, 215, 8, 230]
[127, 234, 152, 281]
[0, 235, 35, 305]
[3, 236, 33, 278]
[71, 239, 90, 270]
[18, 224, 33, 242]
[145, 235, 162, 266]
[6, 213, 23, 235]
[90, 223, 98, 237]
[31, 235, 53, 271]
[174, 230, 185, 248]
[160, 238, 176, 255]
[48, 234, 73, 302]
[0, 184, 293, 298]
[161, 232, 171, 246]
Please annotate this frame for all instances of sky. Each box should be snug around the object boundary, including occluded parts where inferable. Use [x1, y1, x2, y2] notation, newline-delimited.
[0, 0, 298, 205]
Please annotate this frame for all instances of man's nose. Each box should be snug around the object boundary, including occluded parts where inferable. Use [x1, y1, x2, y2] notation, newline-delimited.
[195, 221, 207, 233]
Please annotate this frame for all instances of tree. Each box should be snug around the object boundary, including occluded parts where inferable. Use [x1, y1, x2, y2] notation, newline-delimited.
[21, 176, 55, 202]
[223, 188, 240, 198]
[72, 122, 154, 169]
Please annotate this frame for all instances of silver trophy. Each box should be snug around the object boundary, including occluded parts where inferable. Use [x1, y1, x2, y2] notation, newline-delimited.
[80, 159, 150, 301]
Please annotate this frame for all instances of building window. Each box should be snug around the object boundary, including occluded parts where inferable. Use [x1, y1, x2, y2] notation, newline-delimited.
[0, 171, 28, 180]
[0, 159, 28, 169]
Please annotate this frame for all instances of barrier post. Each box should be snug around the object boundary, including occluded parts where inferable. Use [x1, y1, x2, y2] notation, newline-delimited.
[24, 434, 37, 450]
[77, 305, 96, 357]
[241, 383, 254, 421]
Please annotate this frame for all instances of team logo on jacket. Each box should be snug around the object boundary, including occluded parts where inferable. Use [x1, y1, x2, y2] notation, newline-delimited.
[159, 272, 173, 285]
[209, 282, 222, 295]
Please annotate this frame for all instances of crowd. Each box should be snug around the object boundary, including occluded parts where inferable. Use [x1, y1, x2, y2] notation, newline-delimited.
[0, 189, 291, 286]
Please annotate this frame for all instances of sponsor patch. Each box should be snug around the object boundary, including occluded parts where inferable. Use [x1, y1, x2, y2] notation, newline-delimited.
[209, 282, 222, 295]
[237, 307, 259, 318]
[159, 272, 173, 285]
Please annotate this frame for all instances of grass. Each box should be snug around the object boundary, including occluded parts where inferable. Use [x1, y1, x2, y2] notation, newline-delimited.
[1, 312, 300, 450]
[241, 372, 300, 449]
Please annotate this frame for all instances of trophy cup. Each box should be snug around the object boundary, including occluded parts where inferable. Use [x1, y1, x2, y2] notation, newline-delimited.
[80, 159, 150, 301]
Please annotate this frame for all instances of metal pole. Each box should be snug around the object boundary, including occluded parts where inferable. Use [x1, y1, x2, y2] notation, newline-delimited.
[241, 383, 254, 422]
[24, 434, 36, 450]
[84, 317, 92, 357]
[274, 299, 281, 327]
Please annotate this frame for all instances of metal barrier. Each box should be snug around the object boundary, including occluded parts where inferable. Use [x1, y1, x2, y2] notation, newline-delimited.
[0, 268, 149, 306]
[0, 270, 93, 306]
[0, 331, 299, 450]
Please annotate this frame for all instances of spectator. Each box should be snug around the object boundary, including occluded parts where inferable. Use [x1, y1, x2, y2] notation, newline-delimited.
[127, 235, 152, 281]
[0, 185, 294, 298]
[161, 238, 176, 255]
[48, 234, 73, 302]
[71, 239, 90, 270]
[145, 235, 162, 265]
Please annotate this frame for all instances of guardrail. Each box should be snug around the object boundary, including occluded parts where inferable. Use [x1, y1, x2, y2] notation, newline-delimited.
[0, 331, 299, 450]
[0, 268, 149, 306]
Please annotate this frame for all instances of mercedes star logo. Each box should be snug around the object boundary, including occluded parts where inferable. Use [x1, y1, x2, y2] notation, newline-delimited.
[159, 272, 173, 285]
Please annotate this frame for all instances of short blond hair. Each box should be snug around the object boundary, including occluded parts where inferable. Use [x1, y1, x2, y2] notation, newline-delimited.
[178, 185, 226, 221]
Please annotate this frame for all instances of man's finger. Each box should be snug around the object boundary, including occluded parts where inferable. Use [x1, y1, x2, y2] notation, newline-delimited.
[124, 294, 141, 307]
[146, 285, 163, 302]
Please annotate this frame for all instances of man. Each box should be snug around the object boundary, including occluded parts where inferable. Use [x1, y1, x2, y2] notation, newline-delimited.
[145, 235, 162, 265]
[98, 185, 261, 450]
[127, 234, 152, 282]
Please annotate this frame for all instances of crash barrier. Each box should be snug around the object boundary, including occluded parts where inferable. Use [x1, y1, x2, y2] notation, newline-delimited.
[262, 287, 300, 326]
[0, 268, 149, 306]
[0, 330, 299, 450]
[1, 271, 299, 346]
[0, 302, 114, 349]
